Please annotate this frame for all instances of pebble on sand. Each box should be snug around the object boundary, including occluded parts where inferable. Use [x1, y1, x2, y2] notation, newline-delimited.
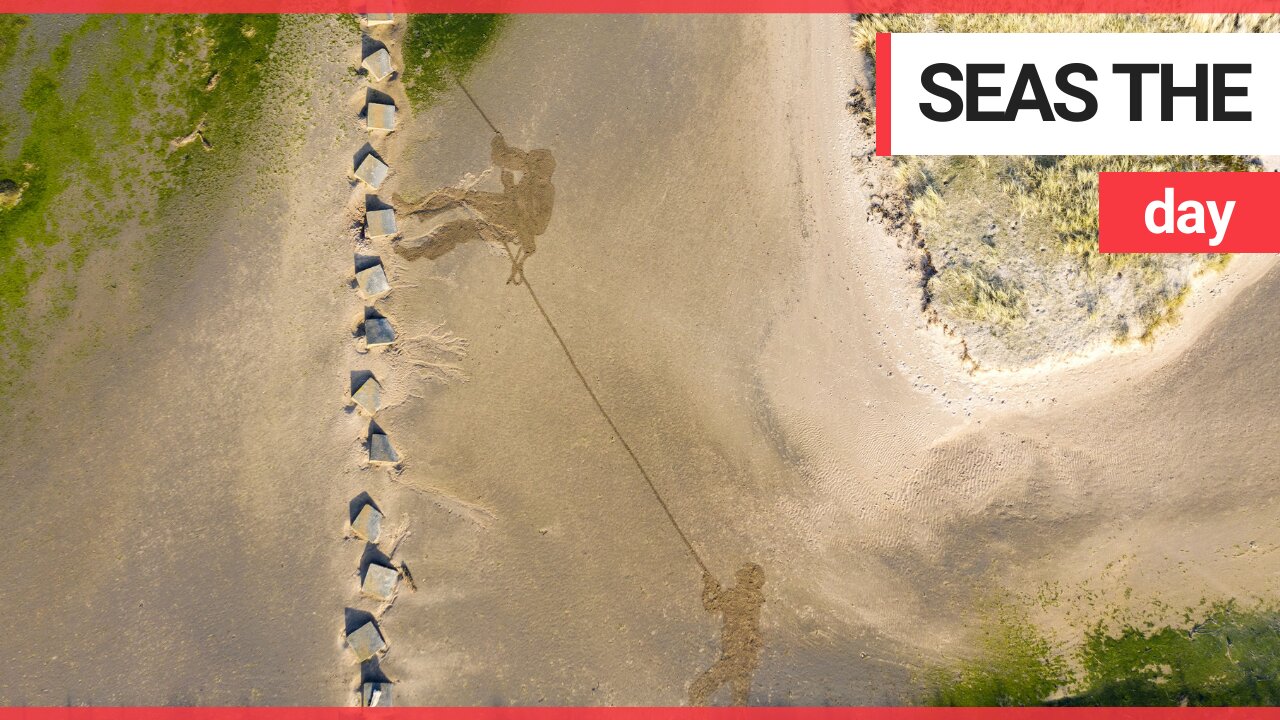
[369, 431, 400, 464]
[362, 563, 400, 601]
[364, 317, 396, 347]
[362, 49, 394, 82]
[346, 621, 386, 662]
[366, 208, 397, 238]
[354, 155, 389, 190]
[360, 682, 393, 707]
[356, 263, 391, 299]
[352, 376, 383, 414]
[351, 503, 383, 543]
[367, 103, 396, 132]
[365, 13, 395, 25]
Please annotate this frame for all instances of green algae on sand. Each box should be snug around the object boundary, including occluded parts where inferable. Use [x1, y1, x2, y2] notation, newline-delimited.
[0, 15, 280, 400]
[1064, 601, 1280, 706]
[925, 600, 1280, 706]
[925, 604, 1072, 706]
[401, 14, 505, 107]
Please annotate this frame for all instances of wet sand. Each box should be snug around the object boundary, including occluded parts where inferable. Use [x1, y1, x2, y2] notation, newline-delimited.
[3, 13, 1280, 706]
[0, 16, 362, 705]
[370, 13, 1280, 703]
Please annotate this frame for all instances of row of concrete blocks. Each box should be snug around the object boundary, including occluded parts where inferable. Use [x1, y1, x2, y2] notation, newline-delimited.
[353, 9, 400, 346]
[355, 34, 398, 183]
[347, 13, 401, 707]
[347, 499, 397, 706]
[354, 255, 395, 468]
[349, 377, 397, 465]
[352, 14, 405, 468]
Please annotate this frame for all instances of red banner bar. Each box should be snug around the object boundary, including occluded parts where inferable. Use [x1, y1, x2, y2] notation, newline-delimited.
[1099, 171, 1280, 254]
[4, 0, 1280, 12]
[4, 710, 1280, 718]
[875, 32, 891, 157]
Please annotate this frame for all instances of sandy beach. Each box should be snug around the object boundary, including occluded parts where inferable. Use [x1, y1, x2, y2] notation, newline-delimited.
[2, 12, 1280, 705]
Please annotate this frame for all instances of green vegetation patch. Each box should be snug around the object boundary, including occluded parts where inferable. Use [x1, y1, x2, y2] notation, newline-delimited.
[925, 600, 1280, 706]
[929, 262, 1024, 328]
[402, 14, 505, 107]
[173, 16, 281, 152]
[0, 16, 26, 64]
[1068, 601, 1280, 706]
[926, 605, 1071, 706]
[0, 15, 28, 149]
[0, 15, 281, 398]
[854, 15, 1267, 368]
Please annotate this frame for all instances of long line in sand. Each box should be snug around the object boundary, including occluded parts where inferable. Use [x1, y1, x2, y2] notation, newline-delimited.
[454, 76, 711, 576]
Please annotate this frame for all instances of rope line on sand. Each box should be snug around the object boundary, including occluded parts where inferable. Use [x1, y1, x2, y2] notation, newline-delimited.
[453, 79, 710, 575]
[510, 247, 711, 575]
[455, 77, 502, 135]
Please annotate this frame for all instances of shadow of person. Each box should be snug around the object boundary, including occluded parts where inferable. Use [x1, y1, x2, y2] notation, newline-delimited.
[688, 563, 765, 706]
[395, 133, 555, 285]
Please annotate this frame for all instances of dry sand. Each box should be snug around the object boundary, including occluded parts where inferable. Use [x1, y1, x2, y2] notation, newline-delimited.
[3, 13, 1280, 706]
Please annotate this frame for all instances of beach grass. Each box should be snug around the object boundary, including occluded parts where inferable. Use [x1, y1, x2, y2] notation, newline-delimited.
[855, 14, 1262, 367]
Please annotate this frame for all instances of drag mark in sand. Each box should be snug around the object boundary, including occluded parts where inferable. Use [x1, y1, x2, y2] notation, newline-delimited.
[396, 132, 554, 285]
[387, 473, 496, 530]
[395, 325, 470, 385]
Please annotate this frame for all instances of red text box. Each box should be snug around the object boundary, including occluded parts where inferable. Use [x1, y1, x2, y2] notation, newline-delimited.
[1099, 171, 1280, 253]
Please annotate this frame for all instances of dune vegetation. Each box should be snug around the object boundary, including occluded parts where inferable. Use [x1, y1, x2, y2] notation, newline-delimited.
[854, 14, 1271, 369]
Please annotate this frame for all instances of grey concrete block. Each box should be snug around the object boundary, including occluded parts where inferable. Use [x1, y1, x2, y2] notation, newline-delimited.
[364, 317, 395, 347]
[365, 13, 394, 25]
[362, 49, 393, 81]
[351, 504, 382, 543]
[362, 563, 399, 601]
[367, 103, 396, 132]
[356, 264, 390, 299]
[366, 208, 397, 238]
[360, 682, 393, 707]
[369, 432, 399, 464]
[346, 621, 385, 662]
[354, 155, 389, 189]
[352, 377, 383, 414]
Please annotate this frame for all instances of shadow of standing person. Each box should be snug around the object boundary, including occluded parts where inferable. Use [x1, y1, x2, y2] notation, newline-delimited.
[689, 563, 765, 706]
